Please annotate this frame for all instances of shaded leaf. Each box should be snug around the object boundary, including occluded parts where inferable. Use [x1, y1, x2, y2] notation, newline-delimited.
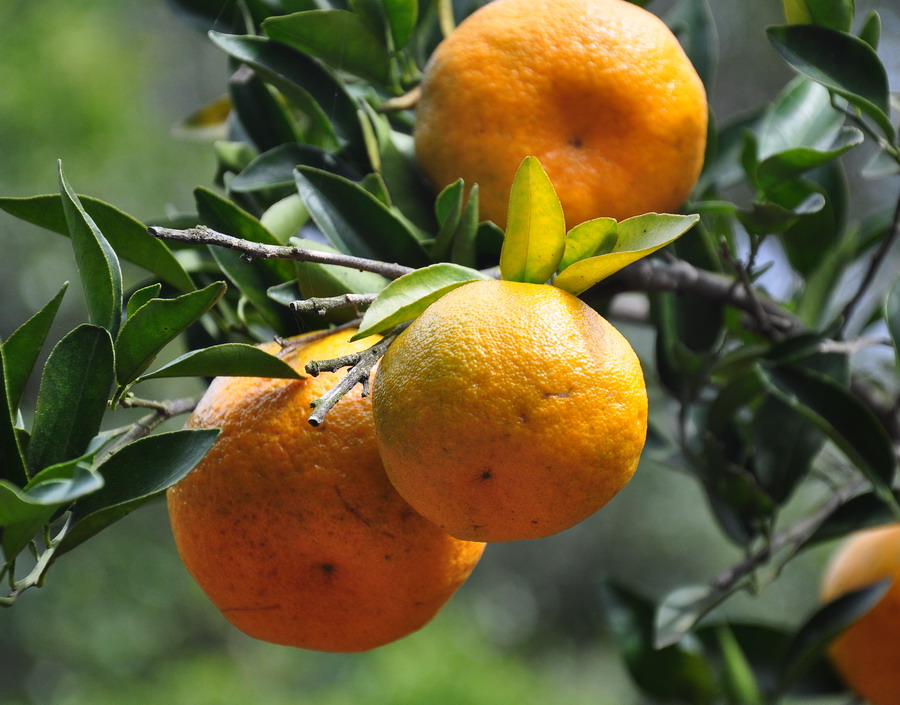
[228, 63, 300, 153]
[738, 193, 825, 234]
[125, 284, 162, 319]
[665, 0, 717, 90]
[354, 263, 490, 339]
[757, 128, 863, 190]
[58, 163, 123, 337]
[57, 430, 221, 556]
[0, 347, 28, 487]
[115, 282, 227, 387]
[783, 0, 855, 32]
[500, 156, 566, 284]
[384, 0, 418, 48]
[0, 195, 195, 293]
[294, 166, 430, 266]
[779, 580, 891, 693]
[887, 278, 900, 367]
[230, 143, 357, 193]
[554, 214, 699, 296]
[808, 490, 900, 547]
[2, 283, 68, 411]
[767, 25, 893, 139]
[713, 625, 766, 705]
[655, 584, 731, 649]
[135, 343, 302, 384]
[450, 184, 480, 267]
[859, 10, 881, 49]
[758, 364, 897, 497]
[291, 237, 390, 300]
[263, 10, 391, 85]
[431, 179, 465, 261]
[26, 325, 114, 474]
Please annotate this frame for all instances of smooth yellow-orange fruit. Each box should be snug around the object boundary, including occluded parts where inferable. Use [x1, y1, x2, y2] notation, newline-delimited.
[414, 0, 708, 228]
[820, 525, 900, 705]
[372, 280, 647, 542]
[167, 329, 486, 652]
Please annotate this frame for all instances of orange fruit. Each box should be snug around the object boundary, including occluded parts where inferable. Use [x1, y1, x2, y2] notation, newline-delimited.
[167, 329, 486, 652]
[414, 0, 708, 228]
[820, 525, 900, 705]
[372, 280, 647, 542]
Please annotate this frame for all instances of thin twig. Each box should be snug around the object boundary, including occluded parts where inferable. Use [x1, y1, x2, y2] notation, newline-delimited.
[147, 225, 414, 280]
[101, 396, 199, 462]
[379, 85, 421, 113]
[274, 320, 361, 352]
[290, 293, 377, 316]
[841, 187, 900, 328]
[307, 329, 404, 427]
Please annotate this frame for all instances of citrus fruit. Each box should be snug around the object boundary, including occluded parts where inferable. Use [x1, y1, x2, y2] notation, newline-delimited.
[167, 329, 486, 652]
[820, 524, 900, 705]
[371, 280, 648, 542]
[413, 0, 708, 228]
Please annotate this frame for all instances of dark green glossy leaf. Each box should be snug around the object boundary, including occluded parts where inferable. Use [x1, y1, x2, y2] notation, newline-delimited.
[887, 278, 900, 367]
[655, 584, 732, 649]
[208, 247, 290, 335]
[758, 79, 844, 160]
[136, 343, 302, 383]
[228, 64, 300, 153]
[263, 10, 391, 85]
[779, 580, 890, 693]
[808, 491, 900, 547]
[500, 156, 566, 285]
[758, 364, 897, 496]
[758, 128, 862, 190]
[58, 163, 123, 338]
[859, 10, 881, 49]
[2, 283, 68, 411]
[738, 192, 825, 234]
[115, 282, 227, 387]
[450, 184, 480, 267]
[0, 195, 195, 293]
[126, 284, 162, 319]
[354, 263, 490, 339]
[783, 0, 854, 32]
[57, 430, 221, 556]
[384, 0, 418, 48]
[210, 32, 361, 149]
[431, 179, 465, 261]
[26, 325, 114, 474]
[767, 25, 893, 139]
[230, 143, 357, 193]
[294, 166, 430, 267]
[600, 582, 717, 704]
[0, 347, 28, 487]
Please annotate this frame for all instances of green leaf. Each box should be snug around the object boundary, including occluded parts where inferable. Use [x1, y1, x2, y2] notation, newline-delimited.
[783, 0, 855, 32]
[26, 325, 114, 475]
[758, 364, 897, 498]
[0, 347, 28, 488]
[758, 128, 862, 190]
[58, 163, 123, 338]
[758, 79, 845, 160]
[808, 490, 900, 547]
[0, 195, 195, 293]
[114, 282, 227, 387]
[384, 0, 418, 48]
[859, 10, 881, 49]
[665, 0, 717, 90]
[294, 166, 430, 267]
[125, 284, 162, 319]
[554, 214, 699, 296]
[228, 64, 301, 153]
[209, 32, 361, 148]
[559, 218, 619, 273]
[2, 283, 68, 411]
[713, 625, 766, 705]
[655, 585, 732, 649]
[887, 278, 900, 367]
[353, 263, 490, 339]
[450, 184, 480, 268]
[135, 344, 302, 384]
[779, 580, 890, 694]
[260, 194, 309, 241]
[230, 143, 357, 193]
[767, 25, 894, 140]
[431, 179, 466, 262]
[263, 10, 391, 85]
[56, 430, 221, 556]
[738, 193, 825, 234]
[499, 156, 566, 284]
[291, 237, 391, 302]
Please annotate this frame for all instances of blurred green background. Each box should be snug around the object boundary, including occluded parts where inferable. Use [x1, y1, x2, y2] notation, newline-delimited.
[0, 1, 897, 703]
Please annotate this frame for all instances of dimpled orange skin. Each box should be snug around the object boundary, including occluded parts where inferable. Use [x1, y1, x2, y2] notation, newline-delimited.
[372, 280, 648, 542]
[414, 0, 708, 229]
[820, 525, 900, 705]
[167, 330, 486, 653]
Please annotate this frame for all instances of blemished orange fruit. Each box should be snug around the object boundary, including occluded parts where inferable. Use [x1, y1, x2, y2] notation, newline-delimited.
[167, 329, 486, 653]
[820, 525, 900, 705]
[372, 280, 648, 542]
[414, 0, 708, 229]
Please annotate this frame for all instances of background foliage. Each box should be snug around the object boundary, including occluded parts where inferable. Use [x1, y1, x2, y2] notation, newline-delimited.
[1, 0, 899, 703]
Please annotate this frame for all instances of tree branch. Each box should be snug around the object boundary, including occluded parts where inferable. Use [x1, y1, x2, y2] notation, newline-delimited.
[290, 293, 377, 316]
[147, 225, 414, 280]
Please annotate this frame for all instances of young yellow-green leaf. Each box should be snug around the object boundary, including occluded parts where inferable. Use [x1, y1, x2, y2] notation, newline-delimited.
[353, 263, 491, 339]
[559, 217, 618, 272]
[554, 214, 699, 296]
[499, 156, 566, 284]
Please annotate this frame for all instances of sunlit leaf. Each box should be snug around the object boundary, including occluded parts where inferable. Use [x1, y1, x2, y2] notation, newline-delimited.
[499, 156, 566, 284]
[559, 218, 618, 272]
[26, 325, 114, 475]
[58, 163, 123, 338]
[263, 10, 391, 85]
[353, 263, 491, 339]
[135, 344, 302, 384]
[554, 214, 699, 296]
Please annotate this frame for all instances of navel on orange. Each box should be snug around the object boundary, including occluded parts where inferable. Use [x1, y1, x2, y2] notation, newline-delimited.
[414, 0, 708, 228]
[372, 280, 648, 542]
[167, 329, 486, 652]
